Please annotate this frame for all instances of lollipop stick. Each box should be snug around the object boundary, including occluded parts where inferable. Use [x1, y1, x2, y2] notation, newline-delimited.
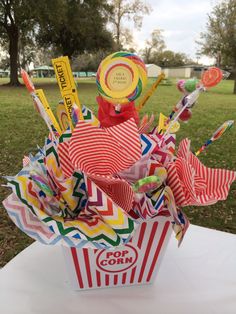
[162, 88, 201, 141]
[165, 98, 184, 126]
[195, 139, 212, 156]
[136, 73, 165, 112]
[195, 120, 234, 156]
[21, 69, 58, 141]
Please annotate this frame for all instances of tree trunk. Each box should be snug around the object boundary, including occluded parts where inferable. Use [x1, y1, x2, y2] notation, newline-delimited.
[116, 1, 121, 50]
[8, 26, 21, 86]
[234, 65, 236, 95]
[116, 25, 120, 50]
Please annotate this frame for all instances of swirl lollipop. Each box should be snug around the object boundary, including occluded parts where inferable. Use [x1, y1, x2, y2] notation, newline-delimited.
[96, 51, 147, 104]
[133, 176, 163, 193]
[177, 79, 186, 93]
[184, 78, 198, 93]
[195, 120, 234, 156]
[201, 67, 223, 88]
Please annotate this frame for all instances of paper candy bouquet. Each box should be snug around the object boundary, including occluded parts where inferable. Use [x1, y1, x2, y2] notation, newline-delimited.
[2, 53, 236, 289]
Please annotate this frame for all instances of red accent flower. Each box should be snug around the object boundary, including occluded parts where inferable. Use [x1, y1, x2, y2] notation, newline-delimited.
[97, 96, 139, 127]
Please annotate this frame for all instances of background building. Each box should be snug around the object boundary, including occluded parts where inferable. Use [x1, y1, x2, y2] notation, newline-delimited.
[146, 64, 162, 78]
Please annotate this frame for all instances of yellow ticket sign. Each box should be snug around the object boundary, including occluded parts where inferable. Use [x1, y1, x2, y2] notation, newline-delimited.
[35, 89, 62, 135]
[52, 56, 83, 126]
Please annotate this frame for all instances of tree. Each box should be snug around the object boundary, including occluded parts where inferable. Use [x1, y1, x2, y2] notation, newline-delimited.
[153, 50, 193, 67]
[109, 0, 151, 50]
[0, 0, 36, 85]
[198, 0, 236, 94]
[36, 0, 114, 59]
[18, 32, 38, 71]
[142, 29, 165, 63]
[72, 50, 110, 72]
[0, 0, 114, 85]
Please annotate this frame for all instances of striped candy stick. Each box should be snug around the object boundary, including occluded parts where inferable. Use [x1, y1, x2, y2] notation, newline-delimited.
[165, 67, 224, 132]
[162, 88, 201, 142]
[195, 120, 234, 156]
[21, 69, 58, 141]
[165, 96, 185, 126]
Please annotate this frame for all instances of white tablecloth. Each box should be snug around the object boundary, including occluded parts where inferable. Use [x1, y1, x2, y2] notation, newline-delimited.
[1, 224, 236, 314]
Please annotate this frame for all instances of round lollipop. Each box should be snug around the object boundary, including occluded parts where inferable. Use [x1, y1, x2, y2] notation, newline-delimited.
[184, 78, 198, 93]
[169, 121, 180, 133]
[179, 108, 192, 122]
[57, 102, 70, 131]
[177, 79, 186, 93]
[154, 166, 168, 182]
[96, 51, 147, 104]
[133, 176, 162, 193]
[201, 67, 223, 88]
[21, 69, 35, 93]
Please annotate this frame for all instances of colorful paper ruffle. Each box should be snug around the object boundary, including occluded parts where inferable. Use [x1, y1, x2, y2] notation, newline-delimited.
[3, 110, 235, 249]
[167, 138, 236, 207]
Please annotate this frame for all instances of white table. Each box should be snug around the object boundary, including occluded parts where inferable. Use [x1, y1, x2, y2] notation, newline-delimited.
[1, 224, 236, 314]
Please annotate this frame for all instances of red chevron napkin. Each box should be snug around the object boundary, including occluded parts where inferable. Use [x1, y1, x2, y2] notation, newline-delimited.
[167, 138, 236, 206]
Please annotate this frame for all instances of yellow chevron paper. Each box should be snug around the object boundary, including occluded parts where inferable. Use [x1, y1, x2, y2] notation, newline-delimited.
[62, 215, 118, 239]
[52, 56, 83, 126]
[57, 103, 70, 132]
[12, 176, 118, 245]
[85, 177, 135, 240]
[97, 199, 128, 228]
[158, 113, 180, 134]
[44, 146, 78, 211]
[36, 89, 62, 135]
[58, 177, 80, 212]
[13, 176, 48, 220]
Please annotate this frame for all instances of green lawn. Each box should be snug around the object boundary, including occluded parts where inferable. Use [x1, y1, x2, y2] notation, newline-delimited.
[0, 77, 236, 267]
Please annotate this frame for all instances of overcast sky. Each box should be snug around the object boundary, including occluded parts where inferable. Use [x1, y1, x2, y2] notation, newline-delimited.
[131, 0, 219, 64]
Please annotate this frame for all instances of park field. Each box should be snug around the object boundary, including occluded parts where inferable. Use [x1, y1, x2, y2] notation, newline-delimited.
[0, 77, 236, 267]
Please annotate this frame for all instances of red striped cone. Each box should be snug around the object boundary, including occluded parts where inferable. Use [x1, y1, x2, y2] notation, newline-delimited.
[62, 215, 172, 290]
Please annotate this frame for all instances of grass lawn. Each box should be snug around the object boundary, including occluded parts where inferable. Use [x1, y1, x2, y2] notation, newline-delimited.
[0, 77, 236, 267]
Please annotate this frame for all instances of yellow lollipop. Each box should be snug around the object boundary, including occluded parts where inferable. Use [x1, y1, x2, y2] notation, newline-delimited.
[96, 51, 147, 104]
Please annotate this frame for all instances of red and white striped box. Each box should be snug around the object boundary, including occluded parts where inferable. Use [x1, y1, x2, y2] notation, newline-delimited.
[62, 216, 172, 290]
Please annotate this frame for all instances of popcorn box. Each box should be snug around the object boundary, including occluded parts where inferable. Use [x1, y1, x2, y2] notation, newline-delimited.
[62, 216, 172, 290]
